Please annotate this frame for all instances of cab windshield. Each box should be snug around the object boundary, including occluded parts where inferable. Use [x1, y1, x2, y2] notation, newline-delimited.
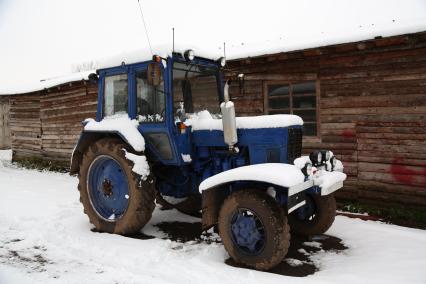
[172, 61, 221, 119]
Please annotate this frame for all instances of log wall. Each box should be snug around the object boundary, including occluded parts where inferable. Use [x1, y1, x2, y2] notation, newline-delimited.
[40, 81, 98, 163]
[0, 96, 11, 149]
[228, 31, 426, 207]
[9, 92, 42, 159]
[9, 81, 97, 165]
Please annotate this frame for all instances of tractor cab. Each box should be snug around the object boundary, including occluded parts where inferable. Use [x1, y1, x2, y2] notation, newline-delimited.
[94, 51, 225, 166]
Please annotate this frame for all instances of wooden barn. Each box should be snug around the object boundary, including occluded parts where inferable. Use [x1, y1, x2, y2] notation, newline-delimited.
[1, 75, 97, 166]
[0, 30, 425, 209]
[227, 31, 426, 208]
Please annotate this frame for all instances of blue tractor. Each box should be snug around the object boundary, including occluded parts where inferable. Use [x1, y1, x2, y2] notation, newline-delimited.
[70, 49, 346, 270]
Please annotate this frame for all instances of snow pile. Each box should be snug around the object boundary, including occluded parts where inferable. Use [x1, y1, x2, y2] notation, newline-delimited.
[185, 110, 303, 131]
[84, 114, 145, 152]
[123, 149, 150, 180]
[199, 163, 305, 192]
[0, 149, 12, 167]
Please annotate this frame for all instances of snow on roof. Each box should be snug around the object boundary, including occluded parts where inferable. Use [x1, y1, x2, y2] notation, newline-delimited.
[0, 45, 218, 96]
[0, 70, 95, 96]
[2, 2, 425, 96]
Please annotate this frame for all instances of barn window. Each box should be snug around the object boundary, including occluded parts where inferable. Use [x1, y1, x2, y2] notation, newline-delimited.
[136, 70, 165, 123]
[104, 74, 128, 117]
[266, 81, 318, 136]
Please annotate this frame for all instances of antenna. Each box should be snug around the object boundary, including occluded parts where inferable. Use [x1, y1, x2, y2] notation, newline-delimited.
[172, 27, 175, 53]
[223, 42, 226, 58]
[137, 0, 153, 55]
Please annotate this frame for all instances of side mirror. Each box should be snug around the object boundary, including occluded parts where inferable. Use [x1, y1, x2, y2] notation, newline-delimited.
[147, 63, 162, 86]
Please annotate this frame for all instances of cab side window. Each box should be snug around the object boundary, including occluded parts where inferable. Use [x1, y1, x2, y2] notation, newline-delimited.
[103, 74, 128, 117]
[136, 70, 165, 122]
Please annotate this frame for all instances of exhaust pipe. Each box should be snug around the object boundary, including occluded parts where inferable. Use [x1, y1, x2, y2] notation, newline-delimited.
[221, 80, 238, 150]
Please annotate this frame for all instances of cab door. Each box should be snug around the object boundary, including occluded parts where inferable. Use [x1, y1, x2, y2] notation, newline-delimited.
[131, 63, 180, 165]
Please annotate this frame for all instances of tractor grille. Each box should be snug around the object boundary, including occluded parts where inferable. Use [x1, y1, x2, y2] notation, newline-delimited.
[287, 128, 302, 164]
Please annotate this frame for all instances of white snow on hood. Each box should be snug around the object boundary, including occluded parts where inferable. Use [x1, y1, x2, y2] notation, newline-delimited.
[84, 114, 145, 152]
[199, 163, 305, 192]
[185, 110, 303, 131]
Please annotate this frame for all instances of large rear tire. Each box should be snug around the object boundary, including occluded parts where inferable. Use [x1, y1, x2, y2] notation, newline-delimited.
[78, 138, 155, 235]
[288, 194, 336, 236]
[218, 190, 290, 271]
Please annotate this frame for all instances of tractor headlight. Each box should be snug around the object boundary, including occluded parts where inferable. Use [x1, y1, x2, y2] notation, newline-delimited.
[325, 150, 331, 161]
[320, 150, 330, 162]
[309, 150, 323, 166]
[302, 162, 312, 176]
[184, 49, 195, 61]
[218, 57, 226, 67]
[330, 156, 337, 169]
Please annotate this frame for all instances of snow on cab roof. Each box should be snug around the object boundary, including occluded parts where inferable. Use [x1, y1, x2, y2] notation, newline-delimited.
[95, 44, 221, 71]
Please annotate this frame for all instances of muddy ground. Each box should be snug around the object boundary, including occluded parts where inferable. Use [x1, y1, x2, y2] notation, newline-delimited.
[128, 219, 348, 277]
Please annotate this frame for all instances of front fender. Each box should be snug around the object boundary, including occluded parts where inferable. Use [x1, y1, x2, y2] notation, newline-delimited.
[69, 130, 141, 175]
[199, 163, 311, 230]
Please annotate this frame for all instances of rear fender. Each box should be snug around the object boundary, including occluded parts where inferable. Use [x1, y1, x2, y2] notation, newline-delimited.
[70, 131, 139, 175]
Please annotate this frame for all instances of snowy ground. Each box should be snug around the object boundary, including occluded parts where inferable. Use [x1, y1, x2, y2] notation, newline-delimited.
[0, 150, 425, 284]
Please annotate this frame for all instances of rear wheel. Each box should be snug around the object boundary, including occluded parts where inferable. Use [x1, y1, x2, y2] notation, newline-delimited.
[78, 138, 155, 235]
[218, 190, 290, 271]
[288, 194, 336, 236]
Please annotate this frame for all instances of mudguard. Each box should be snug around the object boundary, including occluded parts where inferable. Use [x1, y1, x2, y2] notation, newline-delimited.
[199, 163, 313, 230]
[199, 163, 347, 230]
[69, 130, 141, 175]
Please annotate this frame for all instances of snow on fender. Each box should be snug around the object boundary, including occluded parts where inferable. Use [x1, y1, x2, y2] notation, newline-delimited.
[199, 163, 306, 192]
[313, 171, 347, 195]
[84, 114, 145, 152]
[122, 149, 150, 180]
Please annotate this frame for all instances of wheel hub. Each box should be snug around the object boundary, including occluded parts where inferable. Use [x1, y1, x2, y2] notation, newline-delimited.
[102, 178, 113, 197]
[231, 209, 265, 255]
[88, 156, 130, 221]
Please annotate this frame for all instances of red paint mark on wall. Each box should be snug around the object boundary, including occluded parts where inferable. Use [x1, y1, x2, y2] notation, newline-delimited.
[341, 130, 355, 138]
[390, 158, 426, 186]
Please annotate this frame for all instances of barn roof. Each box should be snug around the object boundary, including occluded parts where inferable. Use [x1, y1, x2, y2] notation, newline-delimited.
[1, 27, 425, 96]
[0, 70, 95, 96]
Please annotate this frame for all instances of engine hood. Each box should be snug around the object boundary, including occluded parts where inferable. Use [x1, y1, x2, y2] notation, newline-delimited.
[184, 111, 303, 131]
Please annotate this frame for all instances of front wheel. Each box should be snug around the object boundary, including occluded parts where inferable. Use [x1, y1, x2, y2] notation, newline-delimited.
[218, 190, 290, 271]
[78, 138, 155, 235]
[288, 194, 336, 236]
